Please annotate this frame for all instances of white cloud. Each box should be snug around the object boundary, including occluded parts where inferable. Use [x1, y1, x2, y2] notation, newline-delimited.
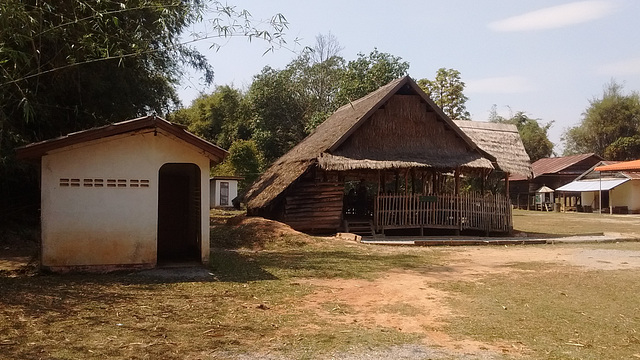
[598, 57, 640, 75]
[466, 76, 534, 94]
[488, 1, 617, 32]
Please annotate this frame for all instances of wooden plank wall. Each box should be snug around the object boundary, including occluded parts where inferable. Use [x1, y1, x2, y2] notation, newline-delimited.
[283, 181, 344, 232]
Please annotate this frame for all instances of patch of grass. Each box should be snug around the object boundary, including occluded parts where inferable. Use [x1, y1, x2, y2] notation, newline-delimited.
[379, 303, 423, 317]
[321, 301, 356, 316]
[438, 266, 640, 359]
[280, 327, 422, 360]
[0, 237, 444, 360]
[512, 209, 640, 236]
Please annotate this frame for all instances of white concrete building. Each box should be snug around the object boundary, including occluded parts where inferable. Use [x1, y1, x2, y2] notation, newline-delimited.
[210, 176, 243, 208]
[556, 161, 640, 213]
[17, 116, 227, 271]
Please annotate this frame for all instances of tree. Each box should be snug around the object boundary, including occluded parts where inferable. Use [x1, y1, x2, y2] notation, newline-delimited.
[563, 81, 640, 157]
[417, 68, 470, 120]
[212, 139, 262, 191]
[490, 108, 554, 162]
[337, 49, 409, 104]
[248, 65, 308, 163]
[168, 85, 251, 149]
[0, 0, 289, 224]
[604, 135, 640, 160]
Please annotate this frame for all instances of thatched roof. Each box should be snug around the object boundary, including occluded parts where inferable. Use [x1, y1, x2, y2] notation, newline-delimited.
[244, 76, 495, 210]
[453, 120, 532, 177]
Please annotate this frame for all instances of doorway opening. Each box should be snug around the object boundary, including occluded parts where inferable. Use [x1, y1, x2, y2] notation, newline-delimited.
[157, 163, 201, 265]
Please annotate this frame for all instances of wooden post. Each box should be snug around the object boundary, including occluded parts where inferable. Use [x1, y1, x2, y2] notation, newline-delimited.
[454, 168, 461, 235]
[411, 169, 416, 194]
[504, 172, 510, 198]
[394, 170, 399, 193]
[454, 168, 460, 196]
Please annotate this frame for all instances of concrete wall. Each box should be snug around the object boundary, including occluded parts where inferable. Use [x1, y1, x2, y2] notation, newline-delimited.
[211, 179, 238, 207]
[610, 180, 640, 212]
[580, 180, 640, 212]
[40, 129, 211, 269]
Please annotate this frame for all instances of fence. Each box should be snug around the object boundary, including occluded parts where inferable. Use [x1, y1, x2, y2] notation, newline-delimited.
[374, 193, 512, 233]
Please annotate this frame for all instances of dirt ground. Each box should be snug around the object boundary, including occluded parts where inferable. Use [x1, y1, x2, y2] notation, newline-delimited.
[298, 244, 640, 358]
[2, 212, 640, 359]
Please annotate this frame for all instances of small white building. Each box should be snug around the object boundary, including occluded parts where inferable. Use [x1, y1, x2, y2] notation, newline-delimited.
[210, 176, 243, 208]
[556, 161, 640, 213]
[17, 116, 227, 271]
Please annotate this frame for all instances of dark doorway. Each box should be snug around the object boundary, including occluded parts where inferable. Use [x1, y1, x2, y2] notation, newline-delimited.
[157, 163, 201, 264]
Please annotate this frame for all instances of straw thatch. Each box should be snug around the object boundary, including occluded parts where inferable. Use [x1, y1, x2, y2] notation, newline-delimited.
[244, 76, 494, 211]
[453, 120, 532, 177]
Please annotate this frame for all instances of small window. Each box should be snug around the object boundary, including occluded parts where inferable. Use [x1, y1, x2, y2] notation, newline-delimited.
[83, 179, 93, 187]
[70, 179, 80, 187]
[117, 179, 127, 187]
[140, 179, 150, 188]
[107, 179, 116, 187]
[60, 178, 70, 187]
[130, 179, 139, 188]
[94, 179, 104, 187]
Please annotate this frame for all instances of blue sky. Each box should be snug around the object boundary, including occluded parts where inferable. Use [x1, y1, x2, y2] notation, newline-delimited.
[178, 0, 640, 154]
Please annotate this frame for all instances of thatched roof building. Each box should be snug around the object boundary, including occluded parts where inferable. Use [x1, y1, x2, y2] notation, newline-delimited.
[244, 76, 530, 234]
[453, 120, 532, 177]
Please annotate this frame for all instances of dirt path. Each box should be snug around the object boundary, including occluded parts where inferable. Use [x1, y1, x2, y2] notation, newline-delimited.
[299, 245, 640, 358]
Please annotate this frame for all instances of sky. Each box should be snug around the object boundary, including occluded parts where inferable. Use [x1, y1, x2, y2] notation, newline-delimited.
[177, 0, 640, 154]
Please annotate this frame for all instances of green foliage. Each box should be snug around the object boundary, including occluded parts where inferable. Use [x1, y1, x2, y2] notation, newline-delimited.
[417, 68, 470, 120]
[0, 0, 290, 224]
[168, 85, 251, 149]
[563, 80, 640, 157]
[604, 135, 640, 160]
[212, 139, 262, 190]
[490, 109, 554, 162]
[248, 65, 309, 163]
[337, 48, 409, 104]
[0, 0, 210, 223]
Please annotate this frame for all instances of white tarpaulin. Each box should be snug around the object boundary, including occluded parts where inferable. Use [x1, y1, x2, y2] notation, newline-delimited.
[556, 178, 629, 192]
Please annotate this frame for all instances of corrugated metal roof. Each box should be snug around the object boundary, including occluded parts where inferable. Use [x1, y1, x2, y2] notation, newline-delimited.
[509, 153, 602, 181]
[556, 178, 629, 192]
[531, 153, 602, 177]
[595, 159, 640, 172]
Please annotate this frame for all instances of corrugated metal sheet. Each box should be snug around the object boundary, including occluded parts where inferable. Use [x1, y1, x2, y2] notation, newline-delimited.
[556, 178, 629, 192]
[531, 153, 601, 177]
[510, 153, 602, 181]
[595, 159, 640, 172]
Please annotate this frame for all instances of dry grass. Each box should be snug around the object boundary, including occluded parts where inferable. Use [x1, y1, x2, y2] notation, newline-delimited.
[439, 265, 640, 359]
[1, 211, 640, 359]
[513, 209, 640, 236]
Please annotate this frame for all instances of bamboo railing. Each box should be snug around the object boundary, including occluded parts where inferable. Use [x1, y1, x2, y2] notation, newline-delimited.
[374, 193, 512, 233]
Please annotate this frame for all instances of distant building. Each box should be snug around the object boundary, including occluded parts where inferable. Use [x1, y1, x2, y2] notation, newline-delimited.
[510, 153, 603, 209]
[210, 176, 243, 208]
[556, 160, 640, 213]
[16, 116, 227, 271]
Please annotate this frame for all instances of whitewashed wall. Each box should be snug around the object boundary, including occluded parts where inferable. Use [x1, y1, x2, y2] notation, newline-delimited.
[211, 179, 238, 207]
[40, 129, 211, 268]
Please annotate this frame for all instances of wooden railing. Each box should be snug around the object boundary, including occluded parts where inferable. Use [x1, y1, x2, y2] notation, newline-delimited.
[374, 193, 512, 233]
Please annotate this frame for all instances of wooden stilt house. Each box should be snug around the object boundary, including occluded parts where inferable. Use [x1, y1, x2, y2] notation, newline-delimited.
[244, 76, 531, 235]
